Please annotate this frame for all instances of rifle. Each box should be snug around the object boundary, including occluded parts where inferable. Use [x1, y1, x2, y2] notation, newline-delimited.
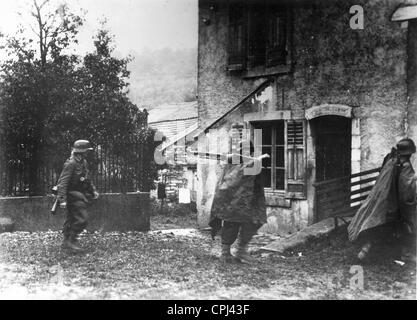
[187, 148, 270, 162]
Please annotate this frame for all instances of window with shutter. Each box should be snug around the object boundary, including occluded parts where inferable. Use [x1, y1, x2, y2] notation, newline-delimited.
[252, 120, 306, 198]
[252, 120, 285, 191]
[286, 120, 306, 199]
[247, 4, 266, 69]
[227, 2, 291, 74]
[228, 2, 247, 71]
[266, 6, 288, 68]
[229, 123, 244, 162]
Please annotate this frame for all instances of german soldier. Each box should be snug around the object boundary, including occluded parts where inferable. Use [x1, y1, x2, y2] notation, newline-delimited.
[209, 138, 268, 263]
[395, 138, 416, 261]
[57, 140, 99, 252]
[349, 138, 416, 262]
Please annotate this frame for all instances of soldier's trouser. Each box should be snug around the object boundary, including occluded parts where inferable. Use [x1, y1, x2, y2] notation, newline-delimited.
[63, 200, 88, 238]
[221, 221, 260, 246]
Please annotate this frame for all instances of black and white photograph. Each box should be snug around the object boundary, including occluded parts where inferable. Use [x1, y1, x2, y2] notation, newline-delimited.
[0, 0, 416, 302]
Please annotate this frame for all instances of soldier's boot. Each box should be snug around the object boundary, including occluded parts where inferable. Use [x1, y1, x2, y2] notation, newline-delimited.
[61, 233, 71, 249]
[61, 233, 82, 252]
[234, 242, 256, 264]
[219, 244, 235, 263]
[62, 233, 84, 253]
[70, 233, 86, 253]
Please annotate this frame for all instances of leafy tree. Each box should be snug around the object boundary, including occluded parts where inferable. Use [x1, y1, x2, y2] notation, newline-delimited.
[0, 2, 157, 195]
[0, 0, 83, 194]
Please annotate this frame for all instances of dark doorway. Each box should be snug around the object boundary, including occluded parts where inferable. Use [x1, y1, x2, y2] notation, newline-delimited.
[313, 116, 351, 221]
[314, 116, 351, 181]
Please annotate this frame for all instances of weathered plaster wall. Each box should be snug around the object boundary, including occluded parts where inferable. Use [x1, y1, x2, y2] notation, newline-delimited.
[198, 1, 264, 128]
[197, 0, 408, 233]
[291, 0, 407, 168]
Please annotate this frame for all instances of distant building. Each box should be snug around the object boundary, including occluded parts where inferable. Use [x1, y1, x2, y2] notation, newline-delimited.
[148, 102, 198, 202]
[148, 101, 198, 142]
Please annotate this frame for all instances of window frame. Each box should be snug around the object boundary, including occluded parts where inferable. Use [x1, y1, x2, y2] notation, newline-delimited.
[250, 119, 306, 199]
[227, 1, 293, 77]
[247, 3, 267, 69]
[228, 1, 248, 71]
[266, 5, 288, 68]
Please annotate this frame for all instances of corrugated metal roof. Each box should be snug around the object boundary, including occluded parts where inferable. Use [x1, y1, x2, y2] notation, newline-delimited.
[148, 101, 198, 124]
[160, 123, 199, 151]
[150, 118, 198, 142]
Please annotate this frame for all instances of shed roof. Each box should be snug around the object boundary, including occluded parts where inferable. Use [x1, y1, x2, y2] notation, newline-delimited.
[150, 118, 198, 143]
[148, 101, 198, 124]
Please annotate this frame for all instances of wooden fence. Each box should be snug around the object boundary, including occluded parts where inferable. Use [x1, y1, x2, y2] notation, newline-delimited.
[314, 167, 382, 223]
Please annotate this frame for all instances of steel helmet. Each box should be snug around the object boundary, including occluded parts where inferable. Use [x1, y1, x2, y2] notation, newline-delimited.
[396, 138, 416, 156]
[72, 140, 93, 153]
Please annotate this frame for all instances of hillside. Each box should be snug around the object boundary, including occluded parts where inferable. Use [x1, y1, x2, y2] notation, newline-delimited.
[127, 47, 197, 109]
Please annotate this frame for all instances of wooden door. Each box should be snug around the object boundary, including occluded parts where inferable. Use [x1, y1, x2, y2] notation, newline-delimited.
[313, 116, 351, 221]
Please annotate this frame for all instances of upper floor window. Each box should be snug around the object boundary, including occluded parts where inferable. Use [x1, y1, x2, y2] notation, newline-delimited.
[228, 1, 291, 73]
[228, 3, 247, 71]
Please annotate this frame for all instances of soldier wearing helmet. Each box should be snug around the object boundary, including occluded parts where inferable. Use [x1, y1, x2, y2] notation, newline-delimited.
[396, 138, 416, 156]
[209, 134, 268, 264]
[395, 138, 417, 261]
[56, 140, 99, 253]
[350, 138, 416, 262]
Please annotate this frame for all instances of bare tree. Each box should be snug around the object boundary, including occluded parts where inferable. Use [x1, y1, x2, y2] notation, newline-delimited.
[0, 0, 84, 195]
[2, 0, 84, 67]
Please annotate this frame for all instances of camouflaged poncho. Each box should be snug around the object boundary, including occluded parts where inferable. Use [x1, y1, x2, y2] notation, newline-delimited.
[209, 161, 267, 227]
[348, 154, 417, 241]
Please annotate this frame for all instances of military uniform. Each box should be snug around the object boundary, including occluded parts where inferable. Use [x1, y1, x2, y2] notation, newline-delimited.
[397, 158, 417, 259]
[209, 140, 267, 263]
[349, 138, 416, 261]
[56, 140, 97, 252]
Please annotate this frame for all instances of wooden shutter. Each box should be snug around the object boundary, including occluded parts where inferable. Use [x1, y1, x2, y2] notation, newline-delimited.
[228, 2, 247, 71]
[247, 3, 266, 69]
[286, 120, 306, 199]
[266, 6, 287, 68]
[229, 123, 244, 154]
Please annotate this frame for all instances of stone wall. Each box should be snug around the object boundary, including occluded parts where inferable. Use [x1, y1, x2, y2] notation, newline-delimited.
[0, 193, 150, 232]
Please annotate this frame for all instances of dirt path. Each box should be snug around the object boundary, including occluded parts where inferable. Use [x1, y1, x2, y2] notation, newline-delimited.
[0, 226, 415, 300]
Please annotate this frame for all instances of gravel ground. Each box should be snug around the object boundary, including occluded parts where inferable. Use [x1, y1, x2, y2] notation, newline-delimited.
[0, 217, 415, 300]
[151, 213, 198, 230]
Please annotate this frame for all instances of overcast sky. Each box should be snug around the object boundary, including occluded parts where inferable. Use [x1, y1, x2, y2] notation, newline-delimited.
[0, 0, 198, 57]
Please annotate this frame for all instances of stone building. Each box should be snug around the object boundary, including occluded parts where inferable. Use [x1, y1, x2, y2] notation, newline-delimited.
[148, 102, 198, 142]
[149, 101, 199, 202]
[195, 0, 417, 235]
